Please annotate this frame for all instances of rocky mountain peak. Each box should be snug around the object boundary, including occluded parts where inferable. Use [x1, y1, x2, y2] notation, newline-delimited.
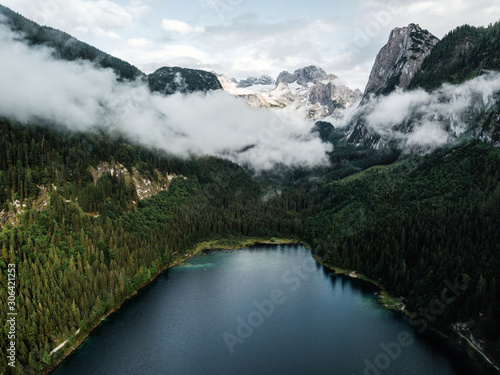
[219, 68, 361, 118]
[363, 23, 439, 98]
[237, 75, 274, 88]
[309, 81, 362, 114]
[276, 65, 328, 87]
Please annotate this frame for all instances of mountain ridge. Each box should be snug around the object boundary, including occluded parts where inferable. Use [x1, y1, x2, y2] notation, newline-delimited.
[0, 10, 499, 375]
[344, 22, 500, 151]
[363, 23, 439, 99]
[0, 4, 144, 82]
[219, 66, 361, 117]
[0, 4, 223, 96]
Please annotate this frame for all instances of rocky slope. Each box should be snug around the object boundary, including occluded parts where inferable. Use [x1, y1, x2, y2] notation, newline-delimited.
[343, 22, 500, 151]
[309, 81, 362, 115]
[237, 75, 274, 87]
[219, 66, 361, 118]
[363, 23, 439, 99]
[276, 66, 331, 86]
[345, 24, 440, 148]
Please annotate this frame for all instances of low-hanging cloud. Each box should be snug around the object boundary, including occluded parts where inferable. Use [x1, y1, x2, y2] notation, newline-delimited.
[0, 23, 331, 171]
[343, 71, 500, 148]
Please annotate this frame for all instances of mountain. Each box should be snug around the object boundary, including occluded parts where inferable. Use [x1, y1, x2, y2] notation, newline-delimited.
[219, 66, 362, 118]
[363, 23, 439, 99]
[237, 75, 274, 88]
[276, 65, 331, 86]
[0, 117, 291, 375]
[0, 8, 499, 374]
[409, 22, 500, 91]
[309, 81, 362, 115]
[148, 67, 222, 95]
[303, 140, 500, 373]
[310, 121, 345, 144]
[0, 4, 222, 96]
[0, 4, 143, 81]
[344, 22, 500, 149]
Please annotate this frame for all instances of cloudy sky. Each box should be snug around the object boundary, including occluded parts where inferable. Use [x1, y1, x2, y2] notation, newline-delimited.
[2, 0, 499, 90]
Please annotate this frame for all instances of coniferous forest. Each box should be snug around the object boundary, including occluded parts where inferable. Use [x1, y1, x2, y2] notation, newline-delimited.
[0, 5, 499, 374]
[0, 116, 499, 374]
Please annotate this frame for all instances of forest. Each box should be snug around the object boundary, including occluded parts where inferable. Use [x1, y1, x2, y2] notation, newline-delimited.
[409, 21, 500, 91]
[0, 117, 499, 374]
[0, 118, 309, 374]
[0, 7, 499, 374]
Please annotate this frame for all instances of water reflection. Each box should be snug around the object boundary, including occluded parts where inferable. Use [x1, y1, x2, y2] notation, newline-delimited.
[52, 245, 481, 375]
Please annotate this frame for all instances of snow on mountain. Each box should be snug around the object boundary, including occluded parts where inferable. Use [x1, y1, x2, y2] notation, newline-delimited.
[218, 66, 361, 118]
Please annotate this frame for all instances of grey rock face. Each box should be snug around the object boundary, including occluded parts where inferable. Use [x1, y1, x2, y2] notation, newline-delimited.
[363, 23, 438, 98]
[221, 67, 360, 118]
[309, 82, 362, 114]
[276, 66, 328, 87]
[344, 24, 439, 147]
[237, 75, 274, 88]
[276, 71, 299, 85]
[256, 75, 274, 85]
[309, 82, 333, 107]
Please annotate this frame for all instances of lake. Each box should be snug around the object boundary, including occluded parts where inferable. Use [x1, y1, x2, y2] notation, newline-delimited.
[52, 245, 481, 375]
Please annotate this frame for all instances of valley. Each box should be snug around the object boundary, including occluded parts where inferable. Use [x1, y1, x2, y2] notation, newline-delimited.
[0, 3, 499, 374]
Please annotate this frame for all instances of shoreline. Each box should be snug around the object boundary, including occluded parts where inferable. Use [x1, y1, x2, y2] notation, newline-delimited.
[45, 239, 497, 375]
[44, 237, 303, 375]
[314, 258, 499, 374]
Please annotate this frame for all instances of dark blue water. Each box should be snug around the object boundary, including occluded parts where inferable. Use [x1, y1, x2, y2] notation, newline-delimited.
[52, 245, 480, 375]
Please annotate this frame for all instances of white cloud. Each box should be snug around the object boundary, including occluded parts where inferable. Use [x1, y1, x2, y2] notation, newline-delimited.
[161, 19, 205, 35]
[127, 38, 153, 48]
[365, 89, 429, 132]
[4, 0, 499, 93]
[0, 25, 331, 171]
[113, 44, 211, 73]
[406, 122, 450, 147]
[401, 0, 500, 37]
[346, 72, 500, 148]
[1, 0, 149, 39]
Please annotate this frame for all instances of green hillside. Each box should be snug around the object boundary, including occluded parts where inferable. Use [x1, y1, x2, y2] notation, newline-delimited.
[0, 4, 144, 81]
[410, 21, 500, 91]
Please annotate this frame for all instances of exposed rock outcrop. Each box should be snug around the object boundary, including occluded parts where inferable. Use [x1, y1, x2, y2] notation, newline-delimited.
[345, 24, 440, 148]
[276, 66, 329, 87]
[90, 162, 185, 201]
[219, 68, 361, 118]
[237, 75, 274, 87]
[309, 82, 362, 114]
[363, 23, 439, 99]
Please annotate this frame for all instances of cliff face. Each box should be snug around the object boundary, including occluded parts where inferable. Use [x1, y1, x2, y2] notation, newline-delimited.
[237, 75, 274, 88]
[344, 24, 440, 148]
[363, 24, 439, 98]
[276, 66, 329, 87]
[309, 81, 362, 114]
[219, 67, 361, 117]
